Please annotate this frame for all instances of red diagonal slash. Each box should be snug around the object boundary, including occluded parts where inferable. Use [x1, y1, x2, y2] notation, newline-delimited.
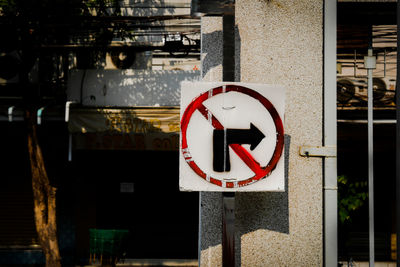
[197, 104, 264, 177]
[180, 85, 284, 188]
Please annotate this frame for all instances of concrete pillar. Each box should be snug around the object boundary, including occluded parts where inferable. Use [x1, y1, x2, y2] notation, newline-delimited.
[200, 0, 323, 266]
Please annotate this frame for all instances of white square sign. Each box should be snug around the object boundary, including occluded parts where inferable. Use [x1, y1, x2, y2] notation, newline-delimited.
[179, 82, 286, 192]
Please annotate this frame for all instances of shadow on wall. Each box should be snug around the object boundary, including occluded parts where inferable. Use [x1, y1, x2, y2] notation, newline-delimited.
[236, 134, 290, 235]
[201, 26, 241, 82]
[122, 0, 180, 16]
[67, 69, 200, 107]
[234, 135, 290, 264]
[200, 139, 291, 264]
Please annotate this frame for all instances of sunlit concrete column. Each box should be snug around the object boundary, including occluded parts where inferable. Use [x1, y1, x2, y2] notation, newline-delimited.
[200, 1, 323, 266]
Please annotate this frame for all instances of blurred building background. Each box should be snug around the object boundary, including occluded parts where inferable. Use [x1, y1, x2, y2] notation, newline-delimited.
[0, 0, 398, 265]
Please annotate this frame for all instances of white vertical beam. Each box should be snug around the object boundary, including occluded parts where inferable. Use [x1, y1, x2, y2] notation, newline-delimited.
[368, 68, 375, 267]
[365, 49, 376, 267]
[324, 1, 338, 267]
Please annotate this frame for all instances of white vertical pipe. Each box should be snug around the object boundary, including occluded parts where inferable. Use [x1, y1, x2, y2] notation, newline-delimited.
[324, 1, 337, 267]
[366, 48, 375, 267]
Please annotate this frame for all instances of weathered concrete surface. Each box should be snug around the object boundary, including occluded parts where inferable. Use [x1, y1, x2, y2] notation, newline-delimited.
[200, 0, 323, 266]
[200, 16, 224, 267]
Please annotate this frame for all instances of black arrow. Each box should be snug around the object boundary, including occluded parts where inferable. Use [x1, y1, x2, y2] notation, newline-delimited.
[213, 123, 265, 172]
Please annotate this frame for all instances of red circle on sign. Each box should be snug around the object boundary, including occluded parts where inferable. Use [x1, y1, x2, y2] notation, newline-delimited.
[181, 85, 284, 188]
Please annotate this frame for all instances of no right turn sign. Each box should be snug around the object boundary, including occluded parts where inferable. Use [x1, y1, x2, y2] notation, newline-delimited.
[179, 82, 286, 192]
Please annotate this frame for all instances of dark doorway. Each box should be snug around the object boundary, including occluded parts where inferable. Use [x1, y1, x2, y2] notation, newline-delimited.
[74, 149, 198, 260]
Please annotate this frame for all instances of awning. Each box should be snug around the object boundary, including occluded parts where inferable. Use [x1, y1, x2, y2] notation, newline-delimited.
[68, 107, 180, 151]
[69, 107, 180, 133]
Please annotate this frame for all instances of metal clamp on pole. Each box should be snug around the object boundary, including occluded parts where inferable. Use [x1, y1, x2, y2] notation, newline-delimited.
[364, 51, 377, 70]
[299, 146, 337, 158]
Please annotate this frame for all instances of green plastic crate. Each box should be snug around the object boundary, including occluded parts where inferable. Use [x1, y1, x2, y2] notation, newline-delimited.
[89, 229, 129, 258]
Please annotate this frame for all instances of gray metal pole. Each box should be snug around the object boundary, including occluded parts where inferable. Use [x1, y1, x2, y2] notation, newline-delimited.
[222, 6, 235, 266]
[198, 192, 202, 267]
[222, 6, 235, 267]
[222, 192, 235, 267]
[324, 1, 338, 267]
[366, 48, 375, 267]
[223, 13, 235, 82]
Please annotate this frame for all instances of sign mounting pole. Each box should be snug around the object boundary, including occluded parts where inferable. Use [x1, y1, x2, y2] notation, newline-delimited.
[222, 2, 235, 266]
